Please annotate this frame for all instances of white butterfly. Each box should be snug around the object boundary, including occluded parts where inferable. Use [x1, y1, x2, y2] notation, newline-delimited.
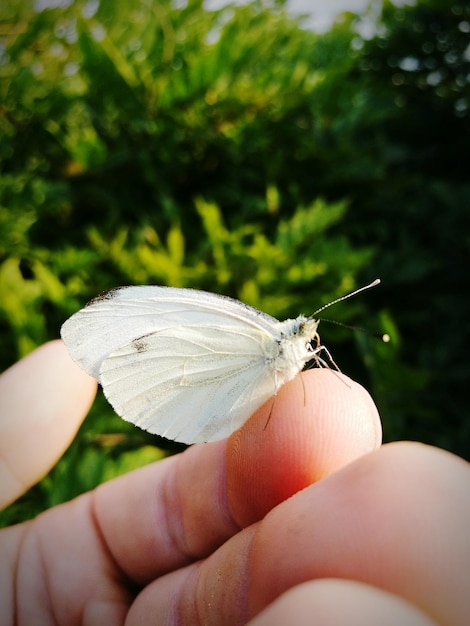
[61, 281, 380, 444]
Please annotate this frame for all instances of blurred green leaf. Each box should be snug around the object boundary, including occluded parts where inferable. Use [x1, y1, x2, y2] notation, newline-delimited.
[1, 0, 468, 526]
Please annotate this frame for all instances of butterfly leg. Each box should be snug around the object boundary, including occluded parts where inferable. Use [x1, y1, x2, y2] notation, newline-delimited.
[309, 344, 342, 372]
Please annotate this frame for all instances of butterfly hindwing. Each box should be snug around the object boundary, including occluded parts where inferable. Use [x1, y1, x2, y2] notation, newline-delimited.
[99, 323, 279, 443]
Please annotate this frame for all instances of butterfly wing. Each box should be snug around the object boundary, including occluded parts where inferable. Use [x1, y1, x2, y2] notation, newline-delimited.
[61, 286, 282, 443]
[61, 286, 279, 379]
[99, 323, 278, 443]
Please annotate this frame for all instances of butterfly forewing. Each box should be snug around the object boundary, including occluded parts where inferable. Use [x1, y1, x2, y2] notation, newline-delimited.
[61, 286, 279, 379]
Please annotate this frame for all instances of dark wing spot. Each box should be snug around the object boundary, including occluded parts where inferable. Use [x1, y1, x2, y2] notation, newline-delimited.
[86, 287, 121, 306]
[132, 337, 148, 353]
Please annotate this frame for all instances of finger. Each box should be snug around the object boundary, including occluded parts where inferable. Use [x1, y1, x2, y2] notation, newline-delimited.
[227, 368, 382, 526]
[246, 579, 438, 626]
[0, 341, 97, 508]
[93, 369, 380, 582]
[247, 442, 470, 625]
[125, 442, 470, 626]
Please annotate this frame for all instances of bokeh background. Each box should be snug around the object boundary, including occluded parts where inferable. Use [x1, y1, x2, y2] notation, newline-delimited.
[1, 0, 469, 524]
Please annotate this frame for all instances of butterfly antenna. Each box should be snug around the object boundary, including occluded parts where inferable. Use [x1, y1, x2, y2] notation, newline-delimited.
[319, 317, 390, 343]
[312, 279, 381, 318]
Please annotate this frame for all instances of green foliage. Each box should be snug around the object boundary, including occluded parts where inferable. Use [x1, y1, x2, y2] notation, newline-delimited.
[345, 0, 470, 453]
[1, 0, 468, 524]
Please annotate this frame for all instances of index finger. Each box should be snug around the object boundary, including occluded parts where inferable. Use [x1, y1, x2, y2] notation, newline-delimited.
[93, 368, 381, 582]
[227, 369, 382, 526]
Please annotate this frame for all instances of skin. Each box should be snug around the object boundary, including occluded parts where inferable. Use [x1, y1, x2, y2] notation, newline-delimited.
[0, 340, 469, 625]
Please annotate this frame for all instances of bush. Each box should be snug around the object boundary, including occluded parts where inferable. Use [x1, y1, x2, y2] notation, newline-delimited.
[1, 0, 468, 524]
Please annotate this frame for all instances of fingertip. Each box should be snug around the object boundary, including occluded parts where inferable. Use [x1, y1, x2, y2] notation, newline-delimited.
[0, 341, 97, 508]
[301, 369, 382, 473]
[226, 369, 381, 527]
[247, 579, 436, 626]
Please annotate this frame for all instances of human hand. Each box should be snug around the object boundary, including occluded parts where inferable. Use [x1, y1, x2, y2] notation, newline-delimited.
[0, 341, 469, 625]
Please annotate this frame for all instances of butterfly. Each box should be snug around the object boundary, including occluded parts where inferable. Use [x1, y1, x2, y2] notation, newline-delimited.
[61, 281, 380, 444]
